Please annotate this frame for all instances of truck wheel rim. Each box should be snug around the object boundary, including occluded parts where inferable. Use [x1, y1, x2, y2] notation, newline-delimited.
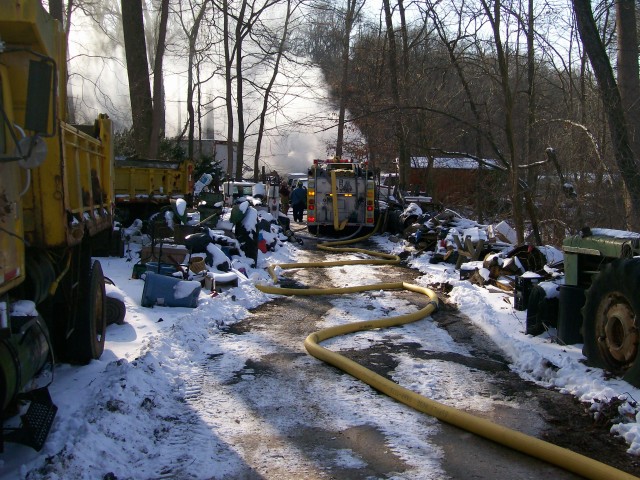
[596, 293, 638, 366]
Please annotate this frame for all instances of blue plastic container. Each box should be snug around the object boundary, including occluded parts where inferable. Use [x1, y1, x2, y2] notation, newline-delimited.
[146, 261, 177, 275]
[141, 272, 201, 308]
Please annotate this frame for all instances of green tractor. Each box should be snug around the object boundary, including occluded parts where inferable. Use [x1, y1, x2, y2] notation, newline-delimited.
[526, 228, 640, 386]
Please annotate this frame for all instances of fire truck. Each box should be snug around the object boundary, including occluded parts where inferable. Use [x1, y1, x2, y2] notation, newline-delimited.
[307, 158, 376, 234]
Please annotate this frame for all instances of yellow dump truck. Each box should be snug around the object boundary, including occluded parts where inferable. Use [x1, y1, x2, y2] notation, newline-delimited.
[0, 0, 120, 450]
[114, 157, 195, 223]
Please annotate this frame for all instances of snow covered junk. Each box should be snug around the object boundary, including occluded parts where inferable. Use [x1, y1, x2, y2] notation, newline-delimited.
[134, 193, 295, 307]
[397, 206, 560, 299]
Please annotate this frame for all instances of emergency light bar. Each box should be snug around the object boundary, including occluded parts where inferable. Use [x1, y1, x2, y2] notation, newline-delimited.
[313, 158, 355, 165]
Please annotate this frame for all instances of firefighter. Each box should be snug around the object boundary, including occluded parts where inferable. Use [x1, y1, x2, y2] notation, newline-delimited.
[279, 180, 290, 214]
[290, 182, 307, 222]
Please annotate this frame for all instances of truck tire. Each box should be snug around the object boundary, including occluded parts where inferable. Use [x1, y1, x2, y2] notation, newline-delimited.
[68, 260, 107, 364]
[582, 258, 640, 387]
[106, 297, 127, 325]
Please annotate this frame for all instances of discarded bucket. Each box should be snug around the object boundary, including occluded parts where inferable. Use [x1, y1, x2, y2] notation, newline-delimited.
[189, 257, 207, 274]
[514, 274, 541, 311]
[141, 271, 201, 308]
[132, 263, 148, 279]
[204, 271, 239, 292]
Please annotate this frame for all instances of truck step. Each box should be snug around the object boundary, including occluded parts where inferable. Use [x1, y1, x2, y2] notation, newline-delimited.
[2, 387, 58, 452]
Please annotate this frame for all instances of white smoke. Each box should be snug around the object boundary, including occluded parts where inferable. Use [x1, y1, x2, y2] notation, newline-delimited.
[65, 4, 361, 175]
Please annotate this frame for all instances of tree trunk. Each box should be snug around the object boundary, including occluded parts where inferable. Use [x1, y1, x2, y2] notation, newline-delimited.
[121, 0, 153, 158]
[235, 0, 249, 181]
[223, 0, 235, 179]
[573, 0, 640, 231]
[186, 4, 208, 161]
[481, 0, 524, 243]
[336, 0, 359, 159]
[525, 0, 541, 244]
[616, 1, 640, 160]
[398, 0, 409, 84]
[148, 0, 169, 160]
[382, 0, 409, 192]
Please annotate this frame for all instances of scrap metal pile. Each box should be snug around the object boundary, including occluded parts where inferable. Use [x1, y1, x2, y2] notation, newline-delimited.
[384, 200, 564, 296]
[119, 197, 298, 307]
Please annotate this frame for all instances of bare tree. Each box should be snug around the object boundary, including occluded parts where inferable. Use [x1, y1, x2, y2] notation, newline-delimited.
[335, 0, 364, 159]
[233, 0, 250, 180]
[479, 0, 525, 242]
[236, 0, 282, 180]
[382, 0, 410, 191]
[174, 0, 211, 160]
[223, 0, 235, 178]
[572, 0, 640, 231]
[121, 0, 153, 157]
[148, 0, 170, 159]
[522, 0, 542, 245]
[253, 0, 295, 180]
[616, 0, 640, 160]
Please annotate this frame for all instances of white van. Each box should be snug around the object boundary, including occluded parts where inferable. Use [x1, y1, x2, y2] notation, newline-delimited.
[286, 172, 308, 188]
[223, 181, 256, 206]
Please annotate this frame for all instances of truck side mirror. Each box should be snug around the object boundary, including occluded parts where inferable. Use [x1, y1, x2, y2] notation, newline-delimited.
[16, 134, 47, 169]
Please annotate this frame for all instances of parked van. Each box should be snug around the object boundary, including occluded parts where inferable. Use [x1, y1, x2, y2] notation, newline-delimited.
[286, 172, 308, 188]
[223, 181, 256, 206]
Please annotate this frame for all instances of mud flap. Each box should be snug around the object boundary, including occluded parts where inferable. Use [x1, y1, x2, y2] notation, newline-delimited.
[2, 387, 57, 452]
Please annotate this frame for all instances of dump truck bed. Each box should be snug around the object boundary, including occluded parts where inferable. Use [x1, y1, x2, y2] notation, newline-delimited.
[18, 117, 115, 249]
[114, 158, 194, 204]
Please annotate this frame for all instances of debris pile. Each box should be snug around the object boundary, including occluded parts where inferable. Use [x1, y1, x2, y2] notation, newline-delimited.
[118, 198, 297, 306]
[387, 202, 564, 296]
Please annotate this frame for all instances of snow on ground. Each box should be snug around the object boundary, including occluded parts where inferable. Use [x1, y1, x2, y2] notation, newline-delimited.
[1, 235, 449, 480]
[2, 228, 640, 479]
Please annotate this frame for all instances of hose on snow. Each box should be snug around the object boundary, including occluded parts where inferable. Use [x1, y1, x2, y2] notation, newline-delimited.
[256, 218, 638, 480]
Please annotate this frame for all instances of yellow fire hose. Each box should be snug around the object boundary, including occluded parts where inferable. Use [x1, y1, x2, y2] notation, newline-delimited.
[256, 221, 638, 480]
[330, 170, 349, 231]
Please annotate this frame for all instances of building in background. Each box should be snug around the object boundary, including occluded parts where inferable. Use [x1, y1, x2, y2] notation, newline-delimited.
[408, 156, 503, 206]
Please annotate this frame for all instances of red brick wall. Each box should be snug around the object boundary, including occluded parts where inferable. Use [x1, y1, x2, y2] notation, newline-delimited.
[409, 168, 501, 205]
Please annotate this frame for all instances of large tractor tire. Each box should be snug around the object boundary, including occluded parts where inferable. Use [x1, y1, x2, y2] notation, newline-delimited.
[582, 258, 640, 387]
[68, 260, 107, 364]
